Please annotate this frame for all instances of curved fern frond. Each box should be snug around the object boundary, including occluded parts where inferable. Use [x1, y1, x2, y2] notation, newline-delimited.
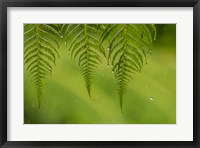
[101, 24, 156, 111]
[24, 24, 59, 108]
[64, 24, 103, 98]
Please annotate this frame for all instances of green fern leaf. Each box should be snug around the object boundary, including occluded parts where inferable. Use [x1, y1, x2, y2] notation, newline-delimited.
[64, 24, 103, 98]
[101, 24, 156, 111]
[24, 24, 59, 108]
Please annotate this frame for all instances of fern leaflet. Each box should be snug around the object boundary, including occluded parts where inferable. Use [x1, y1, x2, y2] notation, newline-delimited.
[64, 24, 103, 98]
[24, 24, 59, 108]
[101, 24, 156, 111]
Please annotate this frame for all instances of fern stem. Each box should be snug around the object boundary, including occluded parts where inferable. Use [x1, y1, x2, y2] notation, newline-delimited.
[84, 24, 92, 98]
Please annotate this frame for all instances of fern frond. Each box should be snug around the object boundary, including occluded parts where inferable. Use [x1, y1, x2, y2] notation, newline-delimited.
[64, 24, 103, 98]
[24, 24, 59, 108]
[101, 24, 156, 111]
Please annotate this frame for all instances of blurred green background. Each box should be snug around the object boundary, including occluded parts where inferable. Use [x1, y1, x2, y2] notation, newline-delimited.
[24, 24, 176, 124]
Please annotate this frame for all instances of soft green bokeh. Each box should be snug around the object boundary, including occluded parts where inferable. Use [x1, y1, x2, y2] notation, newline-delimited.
[24, 24, 176, 124]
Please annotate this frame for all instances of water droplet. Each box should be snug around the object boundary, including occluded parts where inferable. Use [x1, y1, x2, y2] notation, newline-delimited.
[61, 35, 63, 38]
[107, 48, 110, 51]
[149, 49, 152, 55]
[150, 97, 153, 101]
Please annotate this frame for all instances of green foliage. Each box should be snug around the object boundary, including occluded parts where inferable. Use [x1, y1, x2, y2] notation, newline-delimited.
[24, 24, 59, 108]
[24, 24, 156, 111]
[62, 24, 104, 97]
[100, 24, 156, 111]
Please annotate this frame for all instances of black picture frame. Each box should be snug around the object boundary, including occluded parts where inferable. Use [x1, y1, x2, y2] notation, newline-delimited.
[0, 0, 199, 147]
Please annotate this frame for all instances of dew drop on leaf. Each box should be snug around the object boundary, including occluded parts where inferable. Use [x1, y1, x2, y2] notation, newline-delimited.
[61, 35, 63, 38]
[150, 97, 153, 101]
[149, 49, 152, 55]
[107, 48, 110, 51]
